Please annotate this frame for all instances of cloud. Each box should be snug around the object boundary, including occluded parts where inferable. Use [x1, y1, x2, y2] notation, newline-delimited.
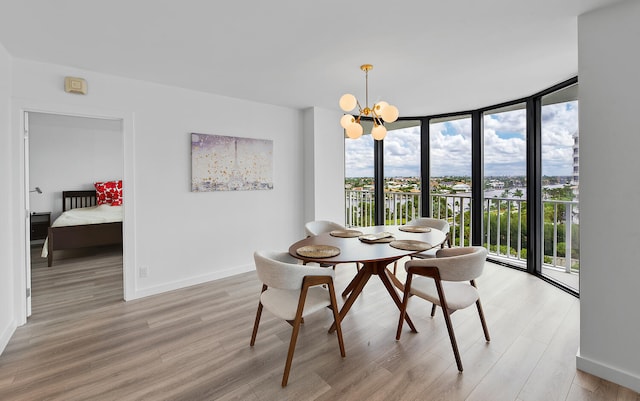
[541, 101, 578, 176]
[345, 100, 577, 178]
[430, 119, 472, 176]
[383, 126, 421, 177]
[345, 134, 375, 177]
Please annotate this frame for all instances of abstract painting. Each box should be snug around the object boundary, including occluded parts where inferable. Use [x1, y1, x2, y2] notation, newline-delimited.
[191, 133, 273, 192]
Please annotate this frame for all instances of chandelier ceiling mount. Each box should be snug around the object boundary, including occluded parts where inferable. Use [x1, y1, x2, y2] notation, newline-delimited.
[339, 64, 399, 140]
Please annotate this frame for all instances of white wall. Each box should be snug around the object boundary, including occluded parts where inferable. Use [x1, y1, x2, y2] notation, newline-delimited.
[302, 107, 345, 225]
[577, 0, 640, 392]
[29, 113, 123, 221]
[0, 40, 15, 354]
[9, 58, 306, 308]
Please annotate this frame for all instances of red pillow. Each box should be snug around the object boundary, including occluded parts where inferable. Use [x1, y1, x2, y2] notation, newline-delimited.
[95, 180, 123, 206]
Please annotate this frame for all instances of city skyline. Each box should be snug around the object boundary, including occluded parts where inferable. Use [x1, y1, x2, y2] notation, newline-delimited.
[345, 101, 578, 178]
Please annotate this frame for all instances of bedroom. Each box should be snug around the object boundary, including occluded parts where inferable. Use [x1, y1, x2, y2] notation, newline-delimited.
[27, 112, 124, 315]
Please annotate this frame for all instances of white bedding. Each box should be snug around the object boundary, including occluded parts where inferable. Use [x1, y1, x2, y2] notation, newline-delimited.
[41, 205, 123, 257]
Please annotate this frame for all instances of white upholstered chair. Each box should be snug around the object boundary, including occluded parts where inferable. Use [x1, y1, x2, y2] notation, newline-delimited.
[250, 250, 345, 386]
[304, 220, 346, 237]
[409, 218, 451, 246]
[304, 220, 360, 272]
[392, 217, 452, 275]
[396, 246, 490, 372]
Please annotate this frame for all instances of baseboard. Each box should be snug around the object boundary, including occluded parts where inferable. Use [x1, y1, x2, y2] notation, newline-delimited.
[576, 350, 640, 393]
[0, 319, 17, 356]
[132, 263, 254, 300]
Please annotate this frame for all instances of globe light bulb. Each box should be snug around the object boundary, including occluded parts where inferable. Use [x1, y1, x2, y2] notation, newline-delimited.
[339, 94, 357, 112]
[346, 122, 363, 139]
[374, 101, 388, 117]
[381, 104, 399, 123]
[371, 125, 387, 140]
[340, 114, 354, 129]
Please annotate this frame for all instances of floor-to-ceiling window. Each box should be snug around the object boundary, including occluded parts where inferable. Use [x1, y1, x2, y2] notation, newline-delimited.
[345, 133, 375, 226]
[344, 78, 579, 295]
[383, 121, 421, 225]
[540, 84, 579, 292]
[429, 115, 472, 246]
[482, 104, 527, 264]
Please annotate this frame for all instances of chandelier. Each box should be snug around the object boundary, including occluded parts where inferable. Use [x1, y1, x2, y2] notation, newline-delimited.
[339, 64, 399, 140]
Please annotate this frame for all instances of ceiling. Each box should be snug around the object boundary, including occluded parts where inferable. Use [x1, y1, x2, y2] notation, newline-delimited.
[0, 0, 625, 117]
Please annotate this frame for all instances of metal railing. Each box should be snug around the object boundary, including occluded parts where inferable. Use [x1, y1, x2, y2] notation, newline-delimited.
[345, 190, 579, 273]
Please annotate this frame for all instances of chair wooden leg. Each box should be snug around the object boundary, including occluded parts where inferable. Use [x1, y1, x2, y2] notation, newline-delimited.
[430, 303, 437, 317]
[470, 280, 490, 341]
[476, 299, 490, 342]
[285, 318, 304, 327]
[282, 282, 311, 387]
[250, 284, 267, 346]
[435, 281, 463, 372]
[250, 302, 263, 346]
[327, 282, 346, 357]
[441, 306, 463, 372]
[282, 314, 303, 387]
[396, 274, 413, 340]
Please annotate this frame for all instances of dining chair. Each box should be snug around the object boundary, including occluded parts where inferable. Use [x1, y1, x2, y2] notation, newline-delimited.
[250, 250, 346, 387]
[396, 246, 490, 372]
[304, 220, 361, 272]
[392, 217, 452, 275]
[304, 220, 346, 237]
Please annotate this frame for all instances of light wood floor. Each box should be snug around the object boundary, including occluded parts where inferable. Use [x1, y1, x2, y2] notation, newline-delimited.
[1, 249, 638, 401]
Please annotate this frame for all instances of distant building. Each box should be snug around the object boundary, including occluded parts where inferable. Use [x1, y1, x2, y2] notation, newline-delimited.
[452, 183, 471, 192]
[572, 131, 580, 223]
[571, 131, 579, 199]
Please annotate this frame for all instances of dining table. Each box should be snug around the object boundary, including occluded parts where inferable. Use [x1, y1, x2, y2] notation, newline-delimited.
[288, 225, 447, 333]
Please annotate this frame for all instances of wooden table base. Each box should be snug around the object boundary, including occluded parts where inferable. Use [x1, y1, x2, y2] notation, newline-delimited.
[329, 259, 417, 333]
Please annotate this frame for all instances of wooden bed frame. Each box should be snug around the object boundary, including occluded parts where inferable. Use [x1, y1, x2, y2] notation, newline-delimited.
[47, 190, 123, 267]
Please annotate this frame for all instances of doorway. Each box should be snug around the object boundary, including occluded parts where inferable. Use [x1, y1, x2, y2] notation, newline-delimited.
[26, 112, 125, 319]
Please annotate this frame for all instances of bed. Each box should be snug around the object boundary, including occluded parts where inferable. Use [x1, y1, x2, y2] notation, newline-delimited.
[43, 190, 123, 267]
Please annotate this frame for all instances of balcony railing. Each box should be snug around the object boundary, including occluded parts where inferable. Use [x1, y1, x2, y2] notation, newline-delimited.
[345, 190, 579, 275]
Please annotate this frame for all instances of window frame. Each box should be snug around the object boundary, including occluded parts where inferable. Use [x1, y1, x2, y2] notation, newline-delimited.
[367, 76, 579, 296]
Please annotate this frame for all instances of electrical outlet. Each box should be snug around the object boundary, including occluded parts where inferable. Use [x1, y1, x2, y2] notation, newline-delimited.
[139, 266, 149, 278]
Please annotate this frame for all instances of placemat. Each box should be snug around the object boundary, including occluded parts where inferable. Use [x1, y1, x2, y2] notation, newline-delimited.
[296, 245, 340, 258]
[389, 240, 432, 251]
[398, 225, 431, 233]
[330, 229, 363, 238]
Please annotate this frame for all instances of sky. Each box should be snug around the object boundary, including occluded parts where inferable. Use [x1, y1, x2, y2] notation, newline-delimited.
[345, 101, 578, 178]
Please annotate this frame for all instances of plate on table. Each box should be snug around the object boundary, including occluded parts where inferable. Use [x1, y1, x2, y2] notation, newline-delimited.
[398, 225, 431, 233]
[389, 240, 432, 251]
[296, 245, 340, 258]
[359, 232, 395, 243]
[330, 229, 363, 238]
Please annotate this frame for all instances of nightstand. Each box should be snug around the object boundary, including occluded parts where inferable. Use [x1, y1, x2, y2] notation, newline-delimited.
[30, 212, 51, 241]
